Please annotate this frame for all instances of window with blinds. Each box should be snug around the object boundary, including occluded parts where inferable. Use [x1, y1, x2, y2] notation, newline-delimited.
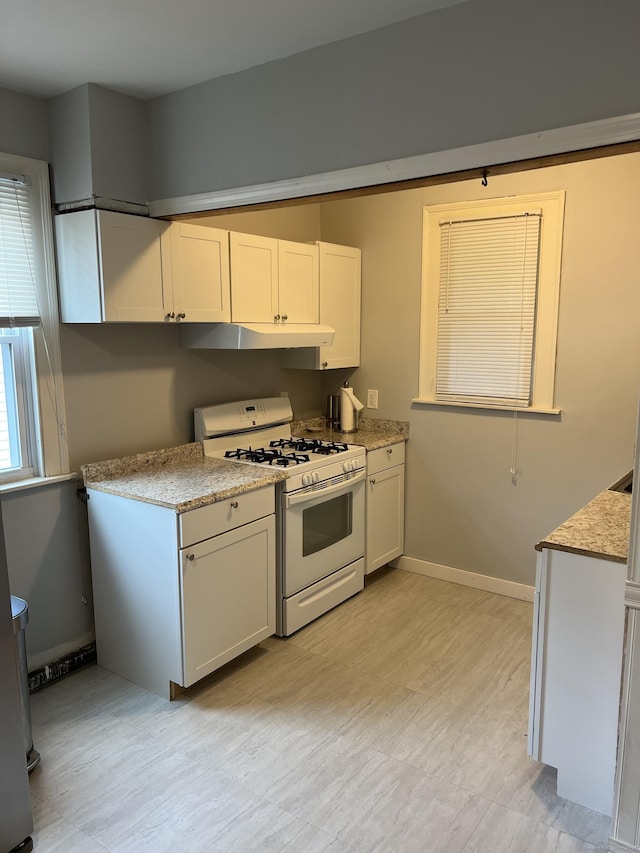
[418, 192, 565, 414]
[0, 175, 40, 327]
[436, 212, 541, 407]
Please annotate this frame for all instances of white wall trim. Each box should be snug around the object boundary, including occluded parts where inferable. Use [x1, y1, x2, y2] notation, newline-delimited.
[609, 836, 640, 852]
[148, 112, 640, 217]
[392, 555, 535, 602]
[625, 581, 640, 610]
[27, 630, 96, 671]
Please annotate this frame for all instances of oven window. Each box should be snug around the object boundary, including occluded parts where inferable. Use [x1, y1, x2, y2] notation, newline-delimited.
[302, 492, 353, 556]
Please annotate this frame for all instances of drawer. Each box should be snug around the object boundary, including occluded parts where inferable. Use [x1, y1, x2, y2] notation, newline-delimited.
[179, 485, 274, 548]
[367, 442, 405, 476]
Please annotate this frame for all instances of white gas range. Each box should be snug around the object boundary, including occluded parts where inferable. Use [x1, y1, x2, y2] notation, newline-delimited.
[195, 397, 366, 636]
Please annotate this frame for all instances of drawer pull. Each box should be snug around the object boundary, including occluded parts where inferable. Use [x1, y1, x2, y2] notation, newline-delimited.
[230, 501, 239, 509]
[370, 478, 376, 486]
[187, 553, 195, 561]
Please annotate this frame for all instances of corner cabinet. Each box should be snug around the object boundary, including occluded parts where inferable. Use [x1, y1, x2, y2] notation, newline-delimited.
[365, 442, 405, 574]
[282, 241, 361, 370]
[55, 209, 231, 323]
[87, 485, 275, 699]
[229, 232, 319, 324]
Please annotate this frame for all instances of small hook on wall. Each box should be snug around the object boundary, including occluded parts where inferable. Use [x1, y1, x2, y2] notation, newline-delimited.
[481, 169, 489, 187]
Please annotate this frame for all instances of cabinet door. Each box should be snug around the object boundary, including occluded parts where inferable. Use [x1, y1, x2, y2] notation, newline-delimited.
[230, 232, 279, 322]
[98, 210, 172, 321]
[167, 223, 230, 322]
[277, 240, 319, 324]
[180, 515, 275, 687]
[317, 242, 361, 368]
[366, 464, 405, 574]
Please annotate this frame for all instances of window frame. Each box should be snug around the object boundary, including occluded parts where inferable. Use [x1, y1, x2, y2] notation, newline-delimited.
[416, 191, 565, 414]
[0, 152, 68, 481]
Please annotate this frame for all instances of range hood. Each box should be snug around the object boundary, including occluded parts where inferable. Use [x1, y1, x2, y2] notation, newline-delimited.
[181, 322, 335, 350]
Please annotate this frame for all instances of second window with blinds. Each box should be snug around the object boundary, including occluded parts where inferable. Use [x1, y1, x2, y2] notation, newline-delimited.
[418, 191, 565, 413]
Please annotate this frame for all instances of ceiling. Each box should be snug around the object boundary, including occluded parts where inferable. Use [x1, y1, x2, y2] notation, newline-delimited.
[0, 0, 469, 101]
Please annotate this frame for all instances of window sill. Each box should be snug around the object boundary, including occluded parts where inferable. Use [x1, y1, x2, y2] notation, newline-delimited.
[0, 472, 79, 495]
[412, 398, 561, 415]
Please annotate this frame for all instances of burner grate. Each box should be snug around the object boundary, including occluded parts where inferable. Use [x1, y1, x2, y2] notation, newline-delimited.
[270, 438, 349, 455]
[224, 446, 311, 466]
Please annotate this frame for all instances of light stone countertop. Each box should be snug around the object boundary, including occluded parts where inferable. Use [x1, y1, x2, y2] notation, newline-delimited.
[536, 489, 632, 564]
[291, 417, 409, 451]
[82, 443, 286, 513]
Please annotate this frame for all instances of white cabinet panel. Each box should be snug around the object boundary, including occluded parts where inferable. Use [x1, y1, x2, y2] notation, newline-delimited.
[528, 547, 626, 816]
[281, 242, 361, 369]
[229, 232, 279, 322]
[56, 209, 171, 322]
[277, 239, 319, 324]
[180, 516, 275, 687]
[366, 443, 405, 575]
[230, 232, 319, 324]
[179, 486, 274, 547]
[168, 223, 230, 322]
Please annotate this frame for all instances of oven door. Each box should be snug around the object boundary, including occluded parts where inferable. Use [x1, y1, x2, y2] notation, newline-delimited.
[282, 469, 365, 597]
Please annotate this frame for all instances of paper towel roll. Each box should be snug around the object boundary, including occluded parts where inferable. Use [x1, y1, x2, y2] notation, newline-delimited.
[340, 384, 364, 433]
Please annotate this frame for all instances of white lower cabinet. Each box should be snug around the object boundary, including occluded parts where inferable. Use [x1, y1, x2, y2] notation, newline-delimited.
[87, 485, 275, 698]
[365, 442, 405, 575]
[180, 516, 275, 687]
[528, 547, 626, 816]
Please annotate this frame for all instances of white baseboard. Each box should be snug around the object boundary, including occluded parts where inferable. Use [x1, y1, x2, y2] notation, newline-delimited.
[392, 556, 535, 603]
[609, 838, 640, 853]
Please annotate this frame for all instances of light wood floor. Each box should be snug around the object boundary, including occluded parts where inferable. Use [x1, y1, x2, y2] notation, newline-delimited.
[28, 568, 610, 852]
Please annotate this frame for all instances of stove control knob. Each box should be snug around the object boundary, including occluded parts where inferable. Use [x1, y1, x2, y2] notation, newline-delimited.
[313, 471, 320, 484]
[343, 459, 357, 473]
[302, 473, 312, 486]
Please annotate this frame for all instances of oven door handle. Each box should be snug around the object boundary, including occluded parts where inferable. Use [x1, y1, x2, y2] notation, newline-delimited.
[284, 468, 366, 508]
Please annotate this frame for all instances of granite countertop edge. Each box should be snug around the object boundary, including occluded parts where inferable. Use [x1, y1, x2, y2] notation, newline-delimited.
[81, 443, 287, 513]
[291, 417, 409, 451]
[536, 489, 632, 564]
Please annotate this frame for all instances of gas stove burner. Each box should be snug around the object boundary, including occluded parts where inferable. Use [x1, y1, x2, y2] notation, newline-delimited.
[270, 438, 349, 455]
[224, 447, 311, 466]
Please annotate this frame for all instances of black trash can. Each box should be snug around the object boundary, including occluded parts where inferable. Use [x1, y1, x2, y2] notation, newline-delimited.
[11, 595, 40, 773]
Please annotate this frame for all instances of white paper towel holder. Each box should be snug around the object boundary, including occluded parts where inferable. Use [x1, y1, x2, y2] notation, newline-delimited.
[339, 381, 364, 433]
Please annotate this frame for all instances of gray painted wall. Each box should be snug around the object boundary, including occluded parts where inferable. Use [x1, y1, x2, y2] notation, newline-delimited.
[148, 0, 640, 200]
[318, 151, 640, 587]
[0, 86, 48, 162]
[47, 85, 93, 204]
[48, 84, 151, 206]
[1, 480, 93, 670]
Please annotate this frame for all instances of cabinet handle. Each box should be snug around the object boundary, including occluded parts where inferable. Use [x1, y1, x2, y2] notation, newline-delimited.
[187, 553, 195, 561]
[165, 312, 175, 320]
[274, 314, 280, 323]
[322, 361, 328, 368]
[281, 314, 288, 322]
[386, 448, 393, 456]
[369, 478, 376, 486]
[230, 501, 239, 509]
[177, 312, 186, 320]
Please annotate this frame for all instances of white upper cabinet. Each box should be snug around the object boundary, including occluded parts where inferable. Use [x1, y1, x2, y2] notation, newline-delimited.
[277, 239, 319, 324]
[56, 209, 170, 322]
[281, 241, 361, 369]
[167, 223, 230, 322]
[55, 210, 231, 323]
[229, 232, 279, 323]
[230, 232, 319, 324]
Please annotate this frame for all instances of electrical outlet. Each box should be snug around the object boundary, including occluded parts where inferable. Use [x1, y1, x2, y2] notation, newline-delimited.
[367, 389, 379, 409]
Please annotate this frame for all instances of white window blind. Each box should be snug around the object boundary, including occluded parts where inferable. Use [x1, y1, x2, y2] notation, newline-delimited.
[0, 175, 40, 327]
[436, 212, 542, 407]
